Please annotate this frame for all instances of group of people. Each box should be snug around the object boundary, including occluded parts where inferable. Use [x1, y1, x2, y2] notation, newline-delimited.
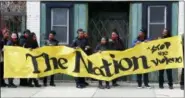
[71, 29, 124, 89]
[0, 28, 58, 88]
[0, 28, 184, 90]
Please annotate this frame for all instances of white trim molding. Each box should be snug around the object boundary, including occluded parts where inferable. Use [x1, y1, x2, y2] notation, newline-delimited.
[178, 1, 184, 35]
[26, 1, 41, 45]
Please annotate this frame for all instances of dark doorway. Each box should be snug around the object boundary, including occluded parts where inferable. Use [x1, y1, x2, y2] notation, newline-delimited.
[88, 2, 130, 81]
[88, 2, 130, 49]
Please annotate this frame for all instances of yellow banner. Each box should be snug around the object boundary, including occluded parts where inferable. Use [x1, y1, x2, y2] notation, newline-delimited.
[4, 36, 184, 81]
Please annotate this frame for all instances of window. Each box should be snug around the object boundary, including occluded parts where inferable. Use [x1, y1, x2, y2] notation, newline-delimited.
[147, 6, 167, 39]
[51, 8, 69, 44]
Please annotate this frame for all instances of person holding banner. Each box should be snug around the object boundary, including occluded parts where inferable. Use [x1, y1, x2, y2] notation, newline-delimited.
[6, 33, 20, 88]
[19, 29, 31, 86]
[71, 28, 89, 88]
[43, 31, 59, 87]
[20, 29, 31, 46]
[0, 30, 9, 87]
[133, 29, 151, 89]
[158, 29, 173, 89]
[109, 29, 125, 86]
[24, 32, 41, 87]
[95, 37, 111, 89]
[84, 32, 92, 56]
[180, 33, 184, 90]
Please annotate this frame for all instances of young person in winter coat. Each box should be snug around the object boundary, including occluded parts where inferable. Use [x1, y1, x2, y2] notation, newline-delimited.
[43, 31, 59, 87]
[84, 32, 92, 56]
[133, 29, 151, 89]
[24, 33, 41, 87]
[6, 33, 20, 88]
[19, 29, 31, 46]
[19, 29, 31, 87]
[109, 29, 125, 86]
[71, 29, 89, 88]
[158, 29, 173, 89]
[95, 37, 110, 89]
[0, 31, 9, 87]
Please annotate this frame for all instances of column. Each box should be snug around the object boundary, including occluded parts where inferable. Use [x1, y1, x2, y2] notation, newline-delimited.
[74, 3, 88, 39]
[128, 3, 142, 81]
[40, 2, 46, 46]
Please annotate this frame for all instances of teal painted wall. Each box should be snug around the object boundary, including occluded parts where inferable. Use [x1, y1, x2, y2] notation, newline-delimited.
[74, 3, 88, 38]
[129, 3, 142, 48]
[171, 2, 179, 83]
[172, 2, 178, 36]
[128, 3, 142, 81]
[40, 3, 46, 46]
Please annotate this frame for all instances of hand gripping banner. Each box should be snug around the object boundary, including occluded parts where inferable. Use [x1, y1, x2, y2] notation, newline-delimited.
[4, 36, 184, 81]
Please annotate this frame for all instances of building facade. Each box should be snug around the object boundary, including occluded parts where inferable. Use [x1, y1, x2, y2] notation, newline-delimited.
[27, 1, 184, 82]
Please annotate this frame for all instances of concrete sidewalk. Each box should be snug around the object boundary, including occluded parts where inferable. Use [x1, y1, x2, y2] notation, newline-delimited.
[1, 82, 184, 98]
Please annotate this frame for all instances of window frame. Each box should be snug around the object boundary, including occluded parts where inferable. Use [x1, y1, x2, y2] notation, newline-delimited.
[51, 8, 70, 45]
[147, 5, 167, 38]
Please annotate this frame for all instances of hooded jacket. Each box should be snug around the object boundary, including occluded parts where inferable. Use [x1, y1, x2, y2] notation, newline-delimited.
[71, 37, 88, 51]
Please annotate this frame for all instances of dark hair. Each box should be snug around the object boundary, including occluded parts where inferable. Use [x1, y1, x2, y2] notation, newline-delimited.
[77, 28, 84, 34]
[31, 32, 36, 36]
[137, 29, 147, 40]
[112, 29, 119, 36]
[24, 29, 31, 34]
[25, 32, 36, 46]
[50, 30, 56, 35]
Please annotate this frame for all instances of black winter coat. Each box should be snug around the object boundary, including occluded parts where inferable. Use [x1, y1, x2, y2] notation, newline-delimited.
[71, 37, 89, 51]
[109, 38, 124, 51]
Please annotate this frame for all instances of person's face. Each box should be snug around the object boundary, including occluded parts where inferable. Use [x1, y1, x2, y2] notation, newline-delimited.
[84, 33, 88, 38]
[2, 28, 8, 35]
[24, 33, 29, 38]
[111, 32, 118, 39]
[78, 31, 84, 38]
[162, 29, 168, 37]
[49, 33, 54, 40]
[33, 35, 37, 40]
[101, 38, 107, 44]
[3, 32, 9, 39]
[138, 32, 144, 37]
[11, 33, 17, 41]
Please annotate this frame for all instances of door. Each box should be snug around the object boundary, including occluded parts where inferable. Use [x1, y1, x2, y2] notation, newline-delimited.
[88, 12, 129, 49]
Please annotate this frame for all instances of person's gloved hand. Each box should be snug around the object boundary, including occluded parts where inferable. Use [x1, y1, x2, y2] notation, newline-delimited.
[144, 40, 149, 43]
[85, 46, 90, 50]
[75, 46, 80, 49]
[109, 39, 113, 42]
[136, 41, 141, 45]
